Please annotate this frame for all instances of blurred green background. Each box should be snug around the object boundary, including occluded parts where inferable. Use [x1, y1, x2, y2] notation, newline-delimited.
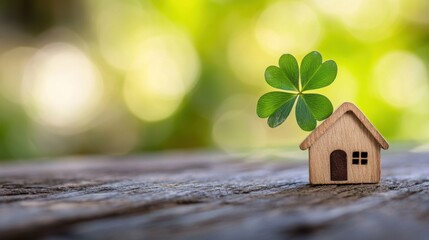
[0, 0, 428, 160]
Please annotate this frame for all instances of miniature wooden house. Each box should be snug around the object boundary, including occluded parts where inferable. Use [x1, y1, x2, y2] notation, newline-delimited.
[300, 102, 389, 184]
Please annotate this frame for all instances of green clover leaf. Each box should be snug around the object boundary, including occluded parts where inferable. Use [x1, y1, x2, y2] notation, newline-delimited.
[256, 51, 336, 131]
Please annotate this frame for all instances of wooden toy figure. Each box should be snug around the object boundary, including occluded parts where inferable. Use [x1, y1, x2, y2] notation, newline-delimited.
[257, 51, 389, 185]
[300, 102, 389, 184]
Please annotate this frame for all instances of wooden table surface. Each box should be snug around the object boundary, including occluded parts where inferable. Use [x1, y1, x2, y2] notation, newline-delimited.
[0, 149, 428, 240]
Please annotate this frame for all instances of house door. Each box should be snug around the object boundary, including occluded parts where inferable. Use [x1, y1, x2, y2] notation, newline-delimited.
[330, 150, 347, 181]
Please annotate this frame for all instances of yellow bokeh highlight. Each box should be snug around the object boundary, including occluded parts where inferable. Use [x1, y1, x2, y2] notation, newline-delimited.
[228, 28, 273, 87]
[374, 51, 428, 108]
[123, 34, 200, 122]
[313, 0, 400, 42]
[94, 0, 153, 70]
[256, 1, 321, 55]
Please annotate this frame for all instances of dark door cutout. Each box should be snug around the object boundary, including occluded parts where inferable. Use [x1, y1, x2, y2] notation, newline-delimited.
[330, 150, 347, 181]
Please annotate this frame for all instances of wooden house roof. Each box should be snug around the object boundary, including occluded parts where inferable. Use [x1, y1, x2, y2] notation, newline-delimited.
[299, 102, 389, 150]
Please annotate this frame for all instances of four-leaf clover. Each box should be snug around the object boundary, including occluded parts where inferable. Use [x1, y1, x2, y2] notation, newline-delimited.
[256, 51, 337, 131]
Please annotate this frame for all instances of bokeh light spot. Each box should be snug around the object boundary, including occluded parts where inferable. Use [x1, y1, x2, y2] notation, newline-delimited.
[123, 34, 200, 122]
[255, 1, 321, 55]
[228, 29, 273, 87]
[95, 0, 150, 70]
[313, 0, 400, 42]
[22, 42, 104, 134]
[374, 51, 427, 108]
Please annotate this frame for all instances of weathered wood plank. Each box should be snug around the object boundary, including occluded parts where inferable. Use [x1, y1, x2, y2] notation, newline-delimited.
[0, 151, 428, 240]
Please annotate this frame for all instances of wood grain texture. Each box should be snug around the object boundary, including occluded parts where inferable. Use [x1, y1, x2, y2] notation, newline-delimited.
[300, 102, 389, 150]
[308, 112, 381, 184]
[300, 102, 387, 184]
[0, 150, 428, 240]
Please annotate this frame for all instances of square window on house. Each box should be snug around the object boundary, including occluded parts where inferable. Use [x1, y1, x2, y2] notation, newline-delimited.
[353, 152, 359, 158]
[352, 159, 359, 165]
[361, 159, 368, 165]
[361, 152, 368, 158]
